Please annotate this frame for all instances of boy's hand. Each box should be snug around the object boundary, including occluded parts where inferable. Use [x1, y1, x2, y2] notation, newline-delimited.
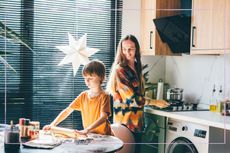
[75, 129, 89, 136]
[43, 124, 53, 131]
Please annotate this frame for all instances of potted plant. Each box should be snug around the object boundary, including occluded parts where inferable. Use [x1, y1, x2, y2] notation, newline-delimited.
[0, 21, 33, 71]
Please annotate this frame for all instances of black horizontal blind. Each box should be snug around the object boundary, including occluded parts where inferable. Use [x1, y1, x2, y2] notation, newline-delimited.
[0, 0, 122, 129]
[0, 0, 23, 124]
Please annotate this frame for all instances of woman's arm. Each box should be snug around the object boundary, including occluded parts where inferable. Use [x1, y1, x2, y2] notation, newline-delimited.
[75, 112, 108, 135]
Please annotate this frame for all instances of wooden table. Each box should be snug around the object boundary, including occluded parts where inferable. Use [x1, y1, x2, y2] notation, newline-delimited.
[0, 131, 123, 153]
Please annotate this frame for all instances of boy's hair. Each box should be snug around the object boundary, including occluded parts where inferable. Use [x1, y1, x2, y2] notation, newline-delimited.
[82, 60, 105, 82]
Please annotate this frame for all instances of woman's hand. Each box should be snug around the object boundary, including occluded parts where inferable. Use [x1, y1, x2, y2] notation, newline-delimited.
[153, 100, 169, 108]
[145, 97, 169, 108]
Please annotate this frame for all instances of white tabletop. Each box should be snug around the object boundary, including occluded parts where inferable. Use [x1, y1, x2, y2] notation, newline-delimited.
[0, 131, 123, 153]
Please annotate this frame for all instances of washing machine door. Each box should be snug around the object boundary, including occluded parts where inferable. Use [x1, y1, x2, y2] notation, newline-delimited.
[166, 137, 198, 153]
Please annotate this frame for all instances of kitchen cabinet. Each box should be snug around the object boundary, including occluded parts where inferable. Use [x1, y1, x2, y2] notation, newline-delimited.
[140, 0, 156, 55]
[141, 0, 230, 55]
[140, 0, 186, 56]
[140, 112, 166, 153]
[191, 0, 230, 54]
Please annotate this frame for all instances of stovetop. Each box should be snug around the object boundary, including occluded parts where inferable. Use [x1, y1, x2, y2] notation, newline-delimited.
[146, 101, 209, 112]
[146, 105, 209, 112]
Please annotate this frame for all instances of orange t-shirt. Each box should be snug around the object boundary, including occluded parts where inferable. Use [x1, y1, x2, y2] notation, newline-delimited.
[69, 90, 112, 135]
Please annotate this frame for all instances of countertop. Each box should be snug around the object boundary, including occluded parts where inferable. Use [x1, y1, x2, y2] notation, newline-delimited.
[144, 106, 230, 130]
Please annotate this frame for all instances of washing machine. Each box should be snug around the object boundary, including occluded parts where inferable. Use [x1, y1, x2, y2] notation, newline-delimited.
[165, 118, 230, 153]
[165, 118, 209, 153]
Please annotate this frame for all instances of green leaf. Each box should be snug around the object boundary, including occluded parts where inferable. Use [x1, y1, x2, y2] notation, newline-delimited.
[0, 21, 34, 53]
[0, 55, 17, 73]
[0, 21, 34, 72]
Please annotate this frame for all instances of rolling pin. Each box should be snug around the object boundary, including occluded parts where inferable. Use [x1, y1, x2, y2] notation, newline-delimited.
[50, 126, 78, 139]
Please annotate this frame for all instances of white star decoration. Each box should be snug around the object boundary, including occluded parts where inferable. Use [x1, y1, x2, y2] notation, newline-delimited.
[56, 33, 100, 76]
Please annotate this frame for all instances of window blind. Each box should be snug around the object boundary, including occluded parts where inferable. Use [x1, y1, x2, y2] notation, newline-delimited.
[0, 0, 122, 129]
[0, 0, 23, 125]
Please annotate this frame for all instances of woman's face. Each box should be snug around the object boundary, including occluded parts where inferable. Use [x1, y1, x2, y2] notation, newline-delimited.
[121, 39, 136, 62]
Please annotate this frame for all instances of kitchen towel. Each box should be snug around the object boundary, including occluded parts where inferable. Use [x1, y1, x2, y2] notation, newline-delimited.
[156, 79, 164, 100]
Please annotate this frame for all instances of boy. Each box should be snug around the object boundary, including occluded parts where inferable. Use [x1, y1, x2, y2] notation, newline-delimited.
[43, 60, 113, 136]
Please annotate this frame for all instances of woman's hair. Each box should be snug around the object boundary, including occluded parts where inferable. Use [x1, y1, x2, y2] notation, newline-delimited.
[106, 34, 144, 93]
[82, 60, 105, 82]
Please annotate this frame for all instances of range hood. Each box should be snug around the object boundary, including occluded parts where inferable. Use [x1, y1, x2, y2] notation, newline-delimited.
[153, 14, 191, 53]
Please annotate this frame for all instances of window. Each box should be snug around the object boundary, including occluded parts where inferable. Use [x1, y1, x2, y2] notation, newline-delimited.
[0, 0, 122, 129]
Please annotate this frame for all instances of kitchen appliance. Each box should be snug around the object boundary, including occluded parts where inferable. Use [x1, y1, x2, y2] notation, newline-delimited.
[146, 102, 206, 112]
[165, 87, 198, 112]
[167, 88, 183, 101]
[165, 118, 230, 153]
[153, 14, 191, 53]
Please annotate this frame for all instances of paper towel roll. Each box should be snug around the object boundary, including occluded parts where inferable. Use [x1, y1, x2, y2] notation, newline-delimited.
[156, 80, 164, 100]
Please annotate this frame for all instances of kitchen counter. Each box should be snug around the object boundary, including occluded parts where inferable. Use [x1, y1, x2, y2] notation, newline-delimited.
[144, 106, 230, 130]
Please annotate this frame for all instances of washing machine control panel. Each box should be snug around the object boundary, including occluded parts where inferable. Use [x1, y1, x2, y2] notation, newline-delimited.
[194, 129, 207, 138]
[182, 126, 188, 131]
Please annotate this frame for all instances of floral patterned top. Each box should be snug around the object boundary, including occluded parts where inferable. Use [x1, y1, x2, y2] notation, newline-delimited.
[110, 64, 145, 133]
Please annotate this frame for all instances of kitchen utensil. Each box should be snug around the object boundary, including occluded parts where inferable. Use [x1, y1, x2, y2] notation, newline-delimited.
[166, 88, 183, 101]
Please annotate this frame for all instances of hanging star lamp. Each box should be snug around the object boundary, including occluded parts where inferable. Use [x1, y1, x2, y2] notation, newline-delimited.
[56, 33, 100, 76]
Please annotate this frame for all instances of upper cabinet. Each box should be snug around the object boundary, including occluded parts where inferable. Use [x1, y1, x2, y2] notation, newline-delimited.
[141, 0, 230, 55]
[140, 0, 156, 55]
[140, 0, 188, 55]
[191, 0, 230, 54]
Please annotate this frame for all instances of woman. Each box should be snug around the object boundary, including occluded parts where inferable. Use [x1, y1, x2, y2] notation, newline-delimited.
[107, 34, 168, 153]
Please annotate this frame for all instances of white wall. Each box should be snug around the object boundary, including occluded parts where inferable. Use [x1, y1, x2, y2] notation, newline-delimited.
[165, 54, 230, 108]
[142, 56, 166, 83]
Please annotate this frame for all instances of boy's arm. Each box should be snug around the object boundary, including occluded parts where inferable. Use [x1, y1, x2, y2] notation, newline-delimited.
[75, 112, 108, 135]
[43, 107, 74, 130]
[50, 107, 74, 126]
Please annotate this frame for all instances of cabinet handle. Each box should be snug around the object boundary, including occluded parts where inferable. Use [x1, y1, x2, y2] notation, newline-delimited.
[150, 31, 153, 49]
[192, 26, 196, 47]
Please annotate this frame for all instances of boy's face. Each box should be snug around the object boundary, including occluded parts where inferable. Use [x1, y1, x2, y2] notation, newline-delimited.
[83, 73, 102, 89]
